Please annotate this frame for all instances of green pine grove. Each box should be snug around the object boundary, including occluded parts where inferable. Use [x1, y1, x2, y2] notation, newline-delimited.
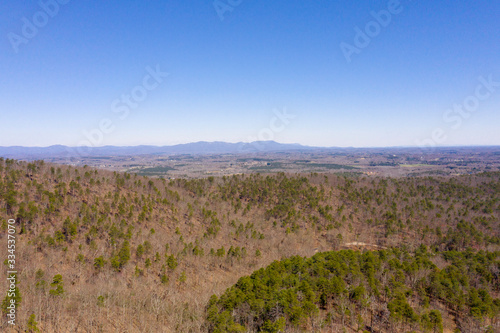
[207, 247, 499, 332]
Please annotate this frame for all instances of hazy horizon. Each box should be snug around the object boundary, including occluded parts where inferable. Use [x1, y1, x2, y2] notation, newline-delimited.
[1, 140, 500, 150]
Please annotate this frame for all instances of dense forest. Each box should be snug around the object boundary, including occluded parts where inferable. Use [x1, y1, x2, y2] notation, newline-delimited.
[0, 158, 499, 332]
[208, 248, 499, 332]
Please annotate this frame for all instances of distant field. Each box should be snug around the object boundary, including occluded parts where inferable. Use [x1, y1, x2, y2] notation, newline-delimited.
[41, 146, 500, 178]
[248, 162, 284, 170]
[236, 157, 268, 162]
[297, 162, 358, 170]
[400, 164, 431, 167]
[248, 162, 358, 171]
[131, 166, 176, 175]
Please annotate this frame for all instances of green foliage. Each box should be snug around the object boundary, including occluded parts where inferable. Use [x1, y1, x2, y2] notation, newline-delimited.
[166, 254, 178, 270]
[76, 253, 85, 263]
[136, 244, 144, 258]
[215, 247, 225, 257]
[54, 230, 65, 244]
[192, 245, 204, 256]
[421, 310, 443, 333]
[62, 217, 78, 240]
[160, 274, 169, 284]
[111, 241, 131, 271]
[388, 292, 418, 323]
[49, 274, 64, 296]
[1, 286, 22, 314]
[35, 269, 47, 291]
[261, 317, 286, 333]
[27, 313, 40, 332]
[94, 256, 106, 270]
[35, 269, 44, 280]
[206, 249, 500, 332]
[97, 295, 107, 307]
[143, 240, 152, 253]
[134, 265, 144, 277]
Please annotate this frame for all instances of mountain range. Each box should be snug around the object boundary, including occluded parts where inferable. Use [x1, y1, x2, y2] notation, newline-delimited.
[1, 142, 498, 160]
[0, 141, 316, 159]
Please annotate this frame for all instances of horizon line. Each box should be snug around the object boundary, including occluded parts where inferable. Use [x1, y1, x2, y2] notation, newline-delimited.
[1, 141, 500, 150]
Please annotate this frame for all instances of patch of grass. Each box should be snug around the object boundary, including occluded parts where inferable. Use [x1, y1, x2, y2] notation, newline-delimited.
[236, 158, 269, 162]
[400, 164, 431, 168]
[248, 162, 284, 170]
[369, 162, 399, 167]
[297, 163, 357, 170]
[134, 166, 176, 175]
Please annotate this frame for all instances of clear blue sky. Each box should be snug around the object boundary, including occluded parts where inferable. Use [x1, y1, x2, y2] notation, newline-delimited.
[1, 0, 499, 148]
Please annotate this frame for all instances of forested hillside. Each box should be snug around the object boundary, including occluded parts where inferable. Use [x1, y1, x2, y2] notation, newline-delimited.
[0, 158, 498, 332]
[208, 248, 499, 332]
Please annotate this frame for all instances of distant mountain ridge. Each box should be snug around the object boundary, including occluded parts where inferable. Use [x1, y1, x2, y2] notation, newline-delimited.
[0, 141, 316, 159]
[2, 142, 498, 160]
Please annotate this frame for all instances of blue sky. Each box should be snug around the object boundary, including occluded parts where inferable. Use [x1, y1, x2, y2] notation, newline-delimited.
[1, 0, 499, 148]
